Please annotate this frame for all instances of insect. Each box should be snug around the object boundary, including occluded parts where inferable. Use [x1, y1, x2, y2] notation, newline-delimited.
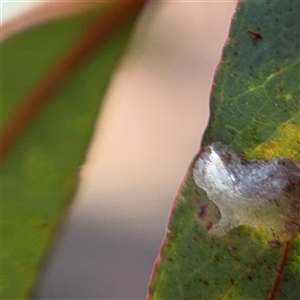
[193, 142, 300, 240]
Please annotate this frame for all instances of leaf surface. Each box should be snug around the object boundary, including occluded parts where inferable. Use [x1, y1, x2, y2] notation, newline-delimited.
[2, 4, 144, 298]
[148, 1, 300, 299]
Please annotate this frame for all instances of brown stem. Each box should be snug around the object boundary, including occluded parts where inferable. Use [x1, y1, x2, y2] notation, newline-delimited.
[268, 240, 291, 300]
[1, 0, 147, 160]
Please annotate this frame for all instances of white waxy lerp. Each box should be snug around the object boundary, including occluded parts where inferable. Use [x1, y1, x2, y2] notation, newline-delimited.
[193, 142, 300, 240]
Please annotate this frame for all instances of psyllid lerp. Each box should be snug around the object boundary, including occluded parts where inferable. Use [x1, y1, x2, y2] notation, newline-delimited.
[193, 142, 300, 241]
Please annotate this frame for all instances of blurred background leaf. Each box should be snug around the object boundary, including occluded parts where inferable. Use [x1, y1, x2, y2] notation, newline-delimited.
[2, 2, 146, 298]
[148, 1, 300, 299]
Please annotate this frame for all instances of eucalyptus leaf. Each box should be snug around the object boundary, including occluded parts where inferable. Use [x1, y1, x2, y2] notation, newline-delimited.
[148, 1, 300, 299]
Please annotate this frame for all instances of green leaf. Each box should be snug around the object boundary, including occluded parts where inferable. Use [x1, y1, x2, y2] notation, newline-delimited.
[2, 5, 144, 298]
[148, 1, 300, 299]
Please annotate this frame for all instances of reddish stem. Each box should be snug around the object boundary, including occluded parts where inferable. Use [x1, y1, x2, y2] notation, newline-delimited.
[268, 240, 291, 300]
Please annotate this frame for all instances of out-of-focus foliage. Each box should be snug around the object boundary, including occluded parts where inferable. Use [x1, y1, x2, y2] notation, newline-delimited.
[2, 6, 143, 298]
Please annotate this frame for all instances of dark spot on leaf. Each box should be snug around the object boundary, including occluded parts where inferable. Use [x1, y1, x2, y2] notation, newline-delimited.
[203, 280, 209, 285]
[248, 30, 263, 43]
[206, 221, 213, 230]
[228, 129, 235, 136]
[248, 276, 253, 281]
[230, 278, 235, 285]
[40, 223, 50, 229]
[240, 153, 246, 160]
[219, 150, 234, 164]
[198, 204, 208, 218]
[193, 237, 199, 242]
[268, 240, 282, 248]
[234, 51, 238, 56]
[168, 258, 174, 262]
[231, 246, 238, 251]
